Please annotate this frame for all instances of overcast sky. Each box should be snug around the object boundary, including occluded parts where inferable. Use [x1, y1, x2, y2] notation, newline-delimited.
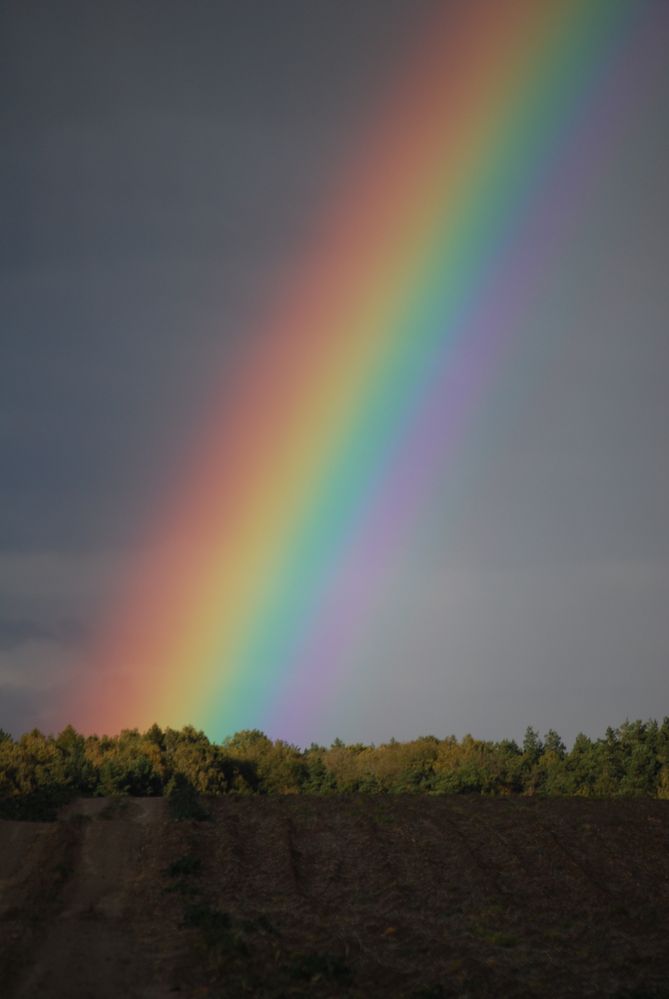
[1, 1, 668, 744]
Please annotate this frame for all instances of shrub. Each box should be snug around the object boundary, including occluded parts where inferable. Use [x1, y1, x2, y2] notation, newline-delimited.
[166, 854, 202, 878]
[165, 773, 210, 821]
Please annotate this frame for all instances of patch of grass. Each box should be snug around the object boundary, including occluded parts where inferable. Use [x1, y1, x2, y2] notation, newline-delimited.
[0, 787, 73, 821]
[165, 879, 200, 897]
[184, 901, 230, 933]
[54, 861, 74, 884]
[288, 951, 353, 986]
[467, 904, 518, 949]
[165, 775, 210, 822]
[241, 913, 278, 936]
[183, 902, 247, 954]
[484, 930, 518, 948]
[164, 852, 202, 897]
[470, 922, 518, 948]
[166, 854, 202, 878]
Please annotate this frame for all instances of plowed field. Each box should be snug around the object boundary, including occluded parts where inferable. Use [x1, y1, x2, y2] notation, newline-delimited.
[1, 796, 668, 997]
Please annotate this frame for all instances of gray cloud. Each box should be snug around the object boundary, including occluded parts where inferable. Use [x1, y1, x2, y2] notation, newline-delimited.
[320, 560, 669, 748]
[0, 618, 85, 652]
[1, 0, 668, 740]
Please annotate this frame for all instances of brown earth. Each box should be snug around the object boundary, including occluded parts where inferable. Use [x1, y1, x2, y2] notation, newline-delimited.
[1, 796, 669, 998]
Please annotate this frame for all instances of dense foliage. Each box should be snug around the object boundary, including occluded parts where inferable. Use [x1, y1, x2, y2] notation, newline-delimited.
[1, 718, 669, 813]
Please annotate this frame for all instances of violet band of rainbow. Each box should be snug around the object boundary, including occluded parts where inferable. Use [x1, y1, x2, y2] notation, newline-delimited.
[68, 0, 657, 739]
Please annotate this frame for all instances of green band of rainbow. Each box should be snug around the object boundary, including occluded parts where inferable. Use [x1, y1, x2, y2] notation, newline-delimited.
[68, 0, 654, 740]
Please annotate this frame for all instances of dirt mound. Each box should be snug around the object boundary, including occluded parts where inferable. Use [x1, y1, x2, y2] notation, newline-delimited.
[1, 796, 668, 997]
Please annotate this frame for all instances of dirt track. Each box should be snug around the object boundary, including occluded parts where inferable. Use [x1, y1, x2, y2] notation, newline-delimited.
[1, 796, 669, 997]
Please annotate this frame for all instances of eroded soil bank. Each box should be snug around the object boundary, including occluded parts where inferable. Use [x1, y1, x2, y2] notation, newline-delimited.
[1, 796, 668, 997]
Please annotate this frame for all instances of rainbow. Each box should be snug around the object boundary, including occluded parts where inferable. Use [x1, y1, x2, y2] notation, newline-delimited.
[70, 0, 651, 741]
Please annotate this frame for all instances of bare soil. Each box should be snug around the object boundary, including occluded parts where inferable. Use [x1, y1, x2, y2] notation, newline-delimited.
[1, 796, 669, 997]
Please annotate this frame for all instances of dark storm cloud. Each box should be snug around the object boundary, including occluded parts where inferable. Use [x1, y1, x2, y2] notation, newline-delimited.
[1, 0, 414, 274]
[0, 1, 425, 551]
[0, 618, 85, 653]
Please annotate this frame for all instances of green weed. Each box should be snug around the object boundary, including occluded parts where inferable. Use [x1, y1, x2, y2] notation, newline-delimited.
[166, 854, 202, 878]
[288, 951, 353, 986]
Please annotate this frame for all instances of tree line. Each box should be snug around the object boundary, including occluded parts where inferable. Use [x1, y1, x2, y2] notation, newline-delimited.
[1, 719, 669, 816]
